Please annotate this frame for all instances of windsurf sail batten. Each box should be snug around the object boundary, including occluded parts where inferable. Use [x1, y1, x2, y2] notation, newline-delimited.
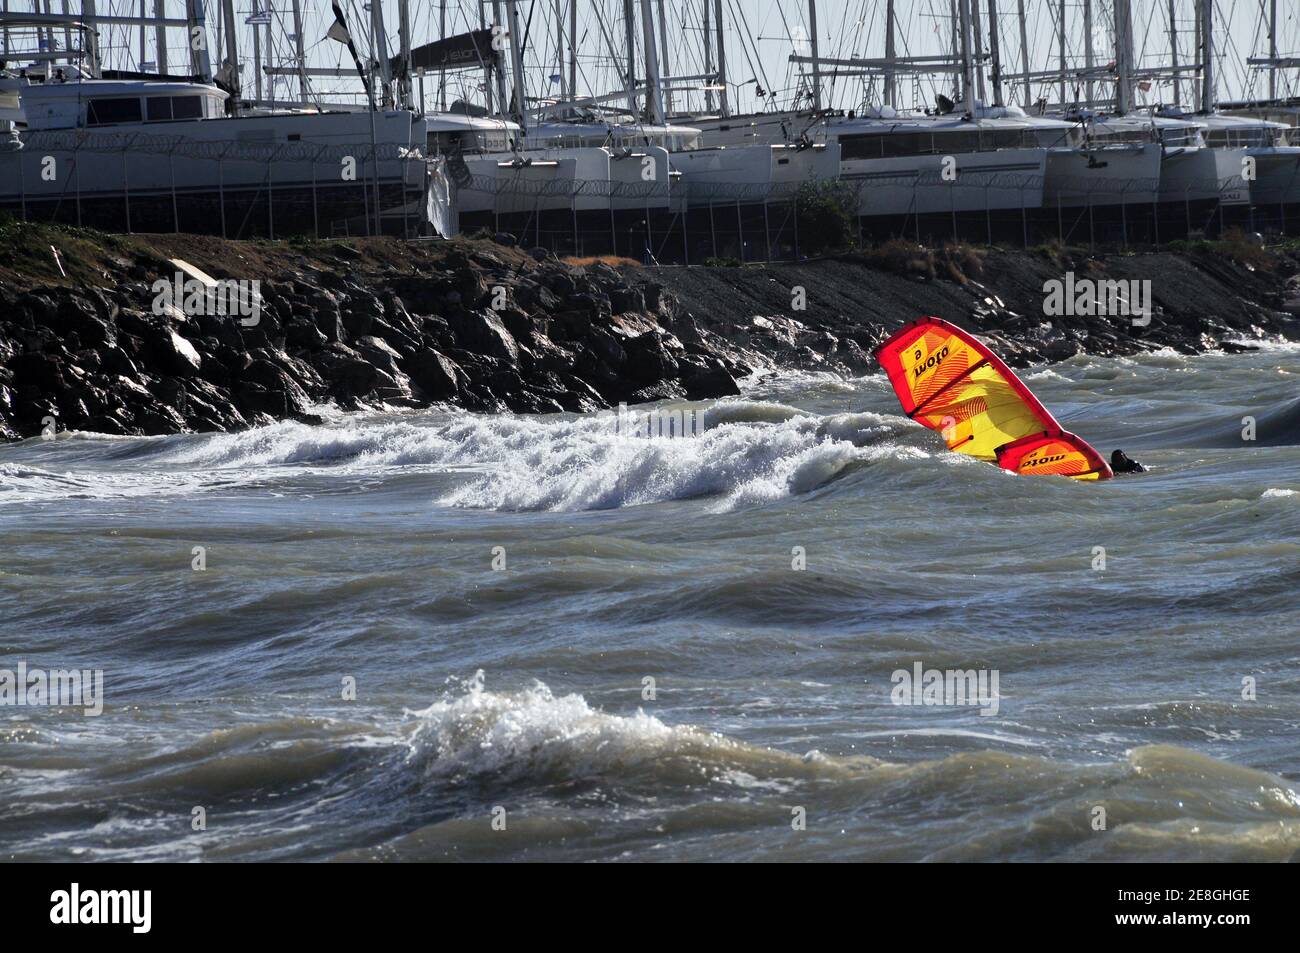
[874, 316, 1113, 481]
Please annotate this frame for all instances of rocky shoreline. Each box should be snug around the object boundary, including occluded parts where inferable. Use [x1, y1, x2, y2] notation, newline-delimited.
[2, 222, 1299, 441]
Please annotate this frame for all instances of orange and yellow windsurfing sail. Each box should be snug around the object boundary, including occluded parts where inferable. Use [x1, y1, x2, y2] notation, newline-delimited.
[874, 316, 1112, 480]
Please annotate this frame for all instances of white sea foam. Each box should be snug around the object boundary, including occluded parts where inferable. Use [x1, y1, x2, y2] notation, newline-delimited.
[143, 404, 913, 512]
[1261, 488, 1297, 499]
[404, 672, 877, 787]
[406, 672, 747, 784]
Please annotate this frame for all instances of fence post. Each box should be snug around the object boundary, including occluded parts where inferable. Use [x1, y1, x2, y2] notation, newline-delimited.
[74, 146, 82, 227]
[762, 195, 771, 262]
[311, 147, 320, 239]
[913, 179, 920, 242]
[1088, 185, 1096, 250]
[400, 154, 410, 239]
[856, 183, 864, 247]
[985, 182, 992, 247]
[785, 189, 795, 260]
[1120, 183, 1128, 249]
[267, 146, 276, 240]
[218, 147, 228, 239]
[122, 137, 132, 234]
[682, 199, 689, 265]
[950, 178, 958, 243]
[17, 140, 27, 222]
[170, 142, 180, 233]
[1151, 186, 1160, 248]
[1021, 182, 1028, 248]
[736, 198, 744, 262]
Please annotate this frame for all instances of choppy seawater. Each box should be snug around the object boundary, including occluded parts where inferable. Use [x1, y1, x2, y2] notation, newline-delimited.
[2, 345, 1298, 862]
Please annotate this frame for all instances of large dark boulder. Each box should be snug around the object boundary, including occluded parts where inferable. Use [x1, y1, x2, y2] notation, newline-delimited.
[446, 311, 519, 364]
[404, 349, 466, 400]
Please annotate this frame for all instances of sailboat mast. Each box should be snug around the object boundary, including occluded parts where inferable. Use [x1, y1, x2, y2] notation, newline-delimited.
[185, 0, 212, 81]
[1168, 0, 1179, 107]
[987, 0, 1002, 106]
[1268, 0, 1277, 101]
[1114, 0, 1132, 113]
[1083, 0, 1094, 107]
[971, 0, 986, 103]
[492, 0, 510, 119]
[154, 0, 166, 74]
[884, 0, 895, 108]
[505, 0, 528, 129]
[1016, 0, 1030, 108]
[554, 0, 567, 103]
[568, 0, 576, 101]
[656, 0, 673, 115]
[1057, 0, 1067, 107]
[291, 0, 308, 102]
[957, 0, 975, 106]
[623, 0, 638, 113]
[220, 0, 239, 110]
[713, 0, 728, 116]
[639, 0, 664, 123]
[395, 0, 411, 109]
[1199, 0, 1214, 112]
[702, 0, 715, 112]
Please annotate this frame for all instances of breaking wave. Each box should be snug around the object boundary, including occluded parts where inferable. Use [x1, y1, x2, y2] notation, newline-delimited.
[142, 402, 918, 511]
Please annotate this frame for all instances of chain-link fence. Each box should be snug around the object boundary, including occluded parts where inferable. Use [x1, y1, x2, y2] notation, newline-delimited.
[451, 164, 1298, 262]
[3, 133, 1297, 258]
[1, 131, 431, 239]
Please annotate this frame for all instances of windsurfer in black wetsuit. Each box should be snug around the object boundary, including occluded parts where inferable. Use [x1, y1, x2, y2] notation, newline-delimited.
[1110, 449, 1147, 474]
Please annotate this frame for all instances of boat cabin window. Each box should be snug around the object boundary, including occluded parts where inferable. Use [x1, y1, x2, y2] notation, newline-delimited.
[1157, 127, 1202, 147]
[171, 96, 203, 120]
[1032, 127, 1081, 148]
[1204, 127, 1282, 148]
[429, 129, 510, 155]
[86, 97, 142, 125]
[146, 96, 202, 121]
[839, 127, 1042, 160]
[1089, 125, 1158, 146]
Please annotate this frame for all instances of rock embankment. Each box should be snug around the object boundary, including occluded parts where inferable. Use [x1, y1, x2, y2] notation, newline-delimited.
[2, 226, 1298, 441]
[0, 235, 745, 440]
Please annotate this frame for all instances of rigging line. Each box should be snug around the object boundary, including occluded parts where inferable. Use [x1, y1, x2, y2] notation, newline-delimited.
[726, 0, 772, 109]
[770, 0, 801, 103]
[824, 0, 859, 105]
[743, 0, 776, 103]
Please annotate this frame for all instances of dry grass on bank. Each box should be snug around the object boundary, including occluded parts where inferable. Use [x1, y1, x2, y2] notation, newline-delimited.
[561, 254, 642, 268]
[858, 239, 986, 284]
